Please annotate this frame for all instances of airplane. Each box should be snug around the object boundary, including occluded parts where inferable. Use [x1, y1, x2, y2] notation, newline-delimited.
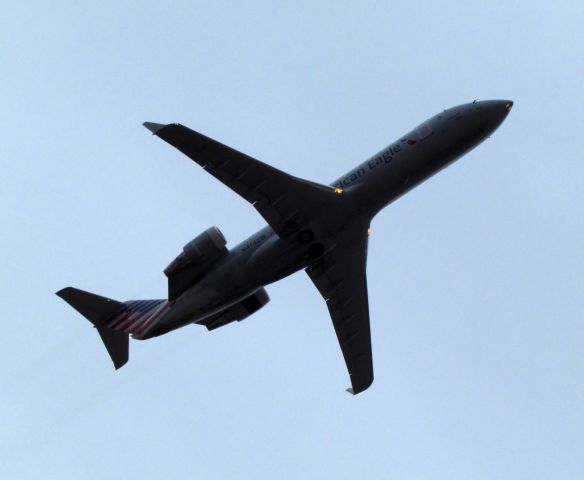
[57, 99, 513, 394]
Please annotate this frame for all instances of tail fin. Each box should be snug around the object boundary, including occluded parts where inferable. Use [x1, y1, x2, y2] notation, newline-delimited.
[56, 287, 129, 369]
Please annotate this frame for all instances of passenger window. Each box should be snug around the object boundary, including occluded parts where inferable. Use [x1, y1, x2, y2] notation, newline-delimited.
[416, 122, 433, 140]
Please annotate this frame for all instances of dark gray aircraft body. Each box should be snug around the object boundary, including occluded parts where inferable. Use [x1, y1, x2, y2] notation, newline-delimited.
[58, 100, 512, 394]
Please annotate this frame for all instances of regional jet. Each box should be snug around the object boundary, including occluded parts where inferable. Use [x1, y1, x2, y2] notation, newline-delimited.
[57, 100, 513, 394]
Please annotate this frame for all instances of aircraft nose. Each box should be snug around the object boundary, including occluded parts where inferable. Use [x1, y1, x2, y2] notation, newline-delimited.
[476, 99, 513, 132]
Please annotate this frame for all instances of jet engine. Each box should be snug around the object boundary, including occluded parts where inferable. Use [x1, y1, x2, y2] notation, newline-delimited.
[199, 288, 270, 331]
[164, 226, 228, 301]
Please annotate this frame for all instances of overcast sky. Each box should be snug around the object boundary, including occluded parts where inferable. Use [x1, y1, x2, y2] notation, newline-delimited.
[1, 1, 583, 478]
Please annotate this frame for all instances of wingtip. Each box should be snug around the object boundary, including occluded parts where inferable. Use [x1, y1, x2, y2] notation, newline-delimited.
[114, 358, 129, 370]
[143, 121, 166, 134]
[55, 287, 73, 298]
[346, 375, 374, 396]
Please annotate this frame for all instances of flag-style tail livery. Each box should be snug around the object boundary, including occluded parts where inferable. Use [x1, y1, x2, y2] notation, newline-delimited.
[56, 287, 169, 368]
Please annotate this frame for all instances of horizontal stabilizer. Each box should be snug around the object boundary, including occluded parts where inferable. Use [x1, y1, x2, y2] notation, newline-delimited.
[56, 287, 129, 369]
[56, 287, 125, 326]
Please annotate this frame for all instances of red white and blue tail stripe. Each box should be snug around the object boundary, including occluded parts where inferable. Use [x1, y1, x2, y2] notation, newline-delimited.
[56, 287, 173, 369]
[104, 299, 170, 336]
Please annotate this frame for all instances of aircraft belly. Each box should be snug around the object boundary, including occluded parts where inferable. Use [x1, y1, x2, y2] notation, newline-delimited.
[363, 138, 467, 211]
[247, 235, 311, 286]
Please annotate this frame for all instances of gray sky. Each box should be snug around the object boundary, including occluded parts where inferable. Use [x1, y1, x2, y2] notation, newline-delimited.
[1, 1, 583, 478]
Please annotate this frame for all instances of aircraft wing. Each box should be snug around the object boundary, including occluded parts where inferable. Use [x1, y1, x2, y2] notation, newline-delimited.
[305, 222, 373, 395]
[144, 122, 338, 237]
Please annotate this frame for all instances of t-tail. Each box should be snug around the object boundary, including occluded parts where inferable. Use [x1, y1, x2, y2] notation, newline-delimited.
[56, 287, 169, 369]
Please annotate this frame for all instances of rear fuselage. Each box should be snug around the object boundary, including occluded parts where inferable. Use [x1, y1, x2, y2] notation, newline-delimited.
[138, 100, 512, 339]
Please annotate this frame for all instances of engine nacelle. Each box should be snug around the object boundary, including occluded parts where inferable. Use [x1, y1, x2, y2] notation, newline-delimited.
[202, 288, 270, 331]
[165, 226, 228, 300]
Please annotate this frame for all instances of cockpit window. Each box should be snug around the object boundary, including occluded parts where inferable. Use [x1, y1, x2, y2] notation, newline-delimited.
[416, 122, 433, 140]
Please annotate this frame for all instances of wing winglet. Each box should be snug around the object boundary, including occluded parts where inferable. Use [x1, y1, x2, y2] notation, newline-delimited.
[143, 121, 167, 134]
